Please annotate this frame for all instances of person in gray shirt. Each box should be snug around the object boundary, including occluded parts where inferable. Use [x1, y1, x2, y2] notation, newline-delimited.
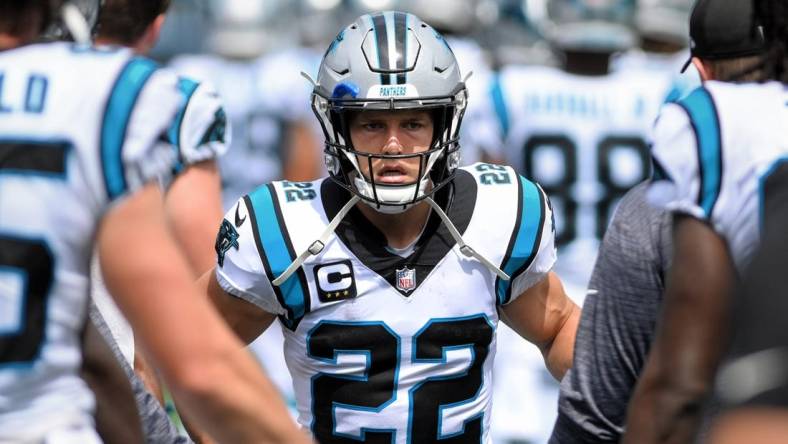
[549, 182, 671, 443]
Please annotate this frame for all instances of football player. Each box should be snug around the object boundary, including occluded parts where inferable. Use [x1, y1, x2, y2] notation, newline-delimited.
[493, 0, 673, 303]
[84, 0, 230, 441]
[200, 11, 581, 444]
[549, 0, 769, 441]
[169, 0, 324, 209]
[623, 0, 785, 441]
[0, 1, 305, 442]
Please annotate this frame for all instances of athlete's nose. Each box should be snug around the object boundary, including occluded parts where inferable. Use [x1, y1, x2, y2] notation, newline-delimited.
[381, 130, 403, 155]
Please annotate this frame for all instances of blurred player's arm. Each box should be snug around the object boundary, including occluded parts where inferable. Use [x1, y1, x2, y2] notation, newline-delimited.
[165, 160, 224, 275]
[99, 183, 308, 444]
[500, 271, 580, 380]
[623, 215, 735, 444]
[198, 269, 277, 345]
[81, 318, 144, 444]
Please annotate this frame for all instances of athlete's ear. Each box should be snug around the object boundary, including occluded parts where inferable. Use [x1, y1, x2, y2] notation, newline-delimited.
[135, 13, 166, 54]
[692, 57, 713, 82]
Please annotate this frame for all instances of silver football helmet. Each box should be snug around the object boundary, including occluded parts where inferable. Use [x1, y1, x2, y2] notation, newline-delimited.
[311, 11, 468, 214]
[538, 0, 637, 53]
[634, 0, 693, 46]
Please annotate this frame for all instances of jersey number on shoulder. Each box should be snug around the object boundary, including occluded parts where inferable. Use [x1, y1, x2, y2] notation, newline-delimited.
[475, 163, 511, 185]
[0, 141, 65, 366]
[524, 133, 648, 245]
[283, 180, 316, 202]
[307, 315, 494, 443]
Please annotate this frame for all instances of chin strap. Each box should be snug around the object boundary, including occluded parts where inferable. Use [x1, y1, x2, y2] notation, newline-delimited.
[272, 195, 361, 287]
[423, 197, 510, 281]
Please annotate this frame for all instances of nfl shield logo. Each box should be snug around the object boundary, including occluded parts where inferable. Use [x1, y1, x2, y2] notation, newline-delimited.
[396, 267, 417, 293]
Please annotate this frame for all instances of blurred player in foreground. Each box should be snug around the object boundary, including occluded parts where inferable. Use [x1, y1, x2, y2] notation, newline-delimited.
[0, 1, 305, 442]
[201, 11, 580, 443]
[623, 0, 785, 441]
[84, 0, 230, 441]
[551, 0, 768, 441]
[708, 195, 788, 444]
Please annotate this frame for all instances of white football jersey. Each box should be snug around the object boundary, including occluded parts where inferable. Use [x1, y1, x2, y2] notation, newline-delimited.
[648, 81, 788, 272]
[0, 42, 180, 439]
[215, 164, 556, 444]
[170, 48, 321, 209]
[495, 64, 671, 300]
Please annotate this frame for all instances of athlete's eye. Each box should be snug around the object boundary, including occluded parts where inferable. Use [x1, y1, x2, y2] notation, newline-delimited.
[402, 120, 425, 130]
[361, 122, 384, 131]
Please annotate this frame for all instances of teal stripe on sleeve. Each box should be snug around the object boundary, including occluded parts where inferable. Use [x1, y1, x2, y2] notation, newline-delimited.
[678, 87, 722, 217]
[101, 57, 159, 200]
[167, 77, 199, 148]
[247, 185, 307, 322]
[496, 175, 545, 305]
[167, 77, 200, 173]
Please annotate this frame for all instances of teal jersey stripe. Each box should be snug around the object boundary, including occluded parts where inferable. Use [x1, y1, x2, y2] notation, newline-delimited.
[678, 87, 722, 217]
[496, 175, 545, 305]
[167, 77, 200, 164]
[248, 184, 307, 322]
[101, 57, 159, 200]
[490, 74, 509, 139]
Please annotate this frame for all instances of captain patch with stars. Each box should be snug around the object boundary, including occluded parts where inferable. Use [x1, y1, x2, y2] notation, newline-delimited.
[313, 260, 357, 303]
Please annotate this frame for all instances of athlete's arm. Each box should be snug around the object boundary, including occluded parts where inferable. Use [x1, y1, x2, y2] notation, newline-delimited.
[500, 271, 580, 380]
[198, 268, 278, 345]
[98, 182, 307, 444]
[165, 160, 224, 276]
[623, 215, 735, 444]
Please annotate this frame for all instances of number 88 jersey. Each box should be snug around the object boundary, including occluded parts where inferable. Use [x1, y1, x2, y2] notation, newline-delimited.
[215, 165, 556, 444]
[494, 64, 671, 300]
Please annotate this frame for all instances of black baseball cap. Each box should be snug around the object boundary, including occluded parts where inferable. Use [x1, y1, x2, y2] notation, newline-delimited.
[680, 0, 767, 72]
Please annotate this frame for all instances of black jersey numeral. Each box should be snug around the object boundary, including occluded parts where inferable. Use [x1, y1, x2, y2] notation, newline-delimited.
[307, 316, 494, 443]
[409, 315, 494, 443]
[307, 322, 399, 443]
[523, 133, 648, 246]
[0, 141, 67, 366]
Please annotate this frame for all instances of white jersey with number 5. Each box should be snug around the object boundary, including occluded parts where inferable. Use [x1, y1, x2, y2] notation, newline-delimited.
[648, 81, 788, 272]
[0, 42, 179, 440]
[495, 64, 671, 301]
[214, 164, 556, 444]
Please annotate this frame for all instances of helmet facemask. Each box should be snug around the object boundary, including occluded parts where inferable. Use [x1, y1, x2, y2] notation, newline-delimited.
[312, 86, 467, 214]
